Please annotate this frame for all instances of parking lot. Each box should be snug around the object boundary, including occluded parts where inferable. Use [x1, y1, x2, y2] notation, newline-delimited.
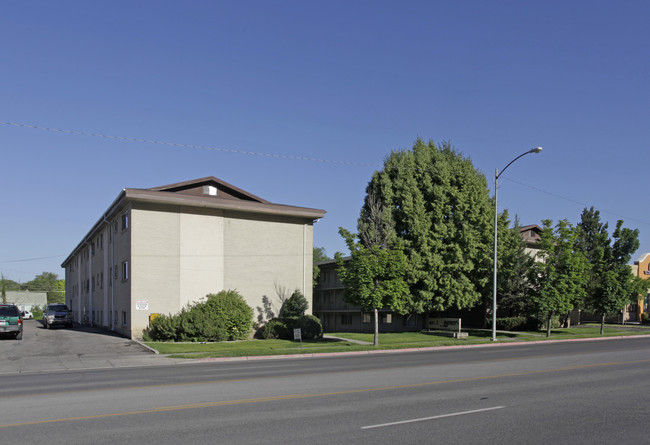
[0, 319, 187, 374]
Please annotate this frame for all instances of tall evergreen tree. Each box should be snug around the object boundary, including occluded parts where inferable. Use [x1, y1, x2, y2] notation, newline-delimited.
[495, 216, 535, 319]
[363, 139, 493, 313]
[575, 207, 609, 312]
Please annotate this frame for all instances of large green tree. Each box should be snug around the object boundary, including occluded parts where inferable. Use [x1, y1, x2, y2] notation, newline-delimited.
[530, 220, 589, 337]
[25, 272, 65, 304]
[335, 229, 409, 346]
[362, 139, 493, 313]
[578, 216, 645, 334]
[313, 246, 330, 287]
[336, 189, 409, 345]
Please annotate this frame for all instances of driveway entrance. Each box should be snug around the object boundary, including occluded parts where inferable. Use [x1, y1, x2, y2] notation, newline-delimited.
[0, 320, 185, 374]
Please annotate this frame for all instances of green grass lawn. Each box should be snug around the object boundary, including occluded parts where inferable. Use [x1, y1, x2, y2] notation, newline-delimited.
[143, 325, 650, 359]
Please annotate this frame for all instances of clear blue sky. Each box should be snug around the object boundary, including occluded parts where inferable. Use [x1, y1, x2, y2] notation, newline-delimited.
[2, 0, 649, 282]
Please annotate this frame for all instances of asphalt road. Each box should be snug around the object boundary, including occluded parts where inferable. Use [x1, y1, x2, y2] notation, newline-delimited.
[2, 334, 650, 444]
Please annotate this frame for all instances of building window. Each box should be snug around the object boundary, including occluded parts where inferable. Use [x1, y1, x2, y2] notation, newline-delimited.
[363, 312, 372, 323]
[114, 265, 118, 279]
[121, 212, 129, 231]
[122, 311, 127, 326]
[381, 313, 392, 324]
[122, 261, 129, 281]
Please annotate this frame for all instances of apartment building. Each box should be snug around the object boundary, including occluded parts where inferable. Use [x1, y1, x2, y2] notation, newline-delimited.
[61, 177, 325, 339]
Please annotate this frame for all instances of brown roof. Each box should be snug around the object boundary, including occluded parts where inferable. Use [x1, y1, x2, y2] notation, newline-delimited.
[148, 176, 269, 203]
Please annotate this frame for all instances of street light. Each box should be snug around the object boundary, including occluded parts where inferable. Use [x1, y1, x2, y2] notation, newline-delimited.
[492, 146, 542, 341]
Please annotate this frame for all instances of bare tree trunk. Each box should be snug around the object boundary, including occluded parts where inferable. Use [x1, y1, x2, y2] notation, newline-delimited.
[373, 307, 379, 346]
[546, 312, 552, 338]
[600, 314, 605, 335]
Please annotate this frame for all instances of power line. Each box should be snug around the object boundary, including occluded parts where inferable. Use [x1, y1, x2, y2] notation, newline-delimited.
[0, 254, 67, 263]
[4, 120, 648, 229]
[504, 177, 650, 227]
[0, 121, 377, 167]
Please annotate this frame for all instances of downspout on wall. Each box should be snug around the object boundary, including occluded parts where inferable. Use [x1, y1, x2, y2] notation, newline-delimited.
[87, 241, 92, 326]
[103, 216, 115, 331]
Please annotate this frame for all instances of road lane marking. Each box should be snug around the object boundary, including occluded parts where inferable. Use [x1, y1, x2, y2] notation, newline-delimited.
[361, 406, 506, 429]
[2, 358, 650, 429]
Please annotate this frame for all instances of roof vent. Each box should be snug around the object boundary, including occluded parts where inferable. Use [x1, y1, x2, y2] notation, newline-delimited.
[203, 185, 218, 196]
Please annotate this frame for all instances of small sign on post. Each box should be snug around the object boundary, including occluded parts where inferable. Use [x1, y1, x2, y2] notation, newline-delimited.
[294, 328, 302, 349]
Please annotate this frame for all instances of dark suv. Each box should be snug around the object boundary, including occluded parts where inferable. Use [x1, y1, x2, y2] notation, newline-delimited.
[43, 304, 74, 329]
[0, 304, 23, 340]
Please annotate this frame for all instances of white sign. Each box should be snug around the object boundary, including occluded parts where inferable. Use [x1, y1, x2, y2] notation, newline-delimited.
[293, 328, 302, 340]
[135, 300, 149, 311]
[428, 318, 461, 332]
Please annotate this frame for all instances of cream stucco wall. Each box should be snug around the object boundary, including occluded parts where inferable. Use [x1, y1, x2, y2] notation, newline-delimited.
[126, 204, 313, 338]
[178, 207, 225, 308]
[66, 199, 317, 339]
[223, 214, 314, 314]
[130, 204, 226, 331]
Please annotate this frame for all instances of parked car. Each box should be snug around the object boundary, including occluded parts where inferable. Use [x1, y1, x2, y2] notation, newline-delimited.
[0, 304, 23, 340]
[21, 310, 33, 320]
[42, 304, 73, 329]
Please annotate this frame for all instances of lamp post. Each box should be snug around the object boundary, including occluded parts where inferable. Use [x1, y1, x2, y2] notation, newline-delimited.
[492, 147, 542, 341]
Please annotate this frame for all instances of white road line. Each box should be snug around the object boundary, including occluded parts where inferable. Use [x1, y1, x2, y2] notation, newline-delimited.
[361, 406, 506, 430]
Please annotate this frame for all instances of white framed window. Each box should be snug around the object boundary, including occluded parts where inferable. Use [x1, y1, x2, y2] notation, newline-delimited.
[363, 312, 372, 323]
[122, 261, 129, 281]
[381, 313, 392, 324]
[121, 212, 129, 231]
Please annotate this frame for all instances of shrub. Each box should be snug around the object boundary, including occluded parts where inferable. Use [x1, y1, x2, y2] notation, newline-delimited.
[143, 289, 253, 342]
[283, 290, 309, 317]
[145, 313, 181, 341]
[295, 314, 323, 339]
[31, 305, 43, 320]
[261, 315, 323, 340]
[496, 316, 527, 331]
[177, 304, 228, 342]
[262, 318, 289, 339]
[642, 312, 650, 324]
[205, 290, 253, 340]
